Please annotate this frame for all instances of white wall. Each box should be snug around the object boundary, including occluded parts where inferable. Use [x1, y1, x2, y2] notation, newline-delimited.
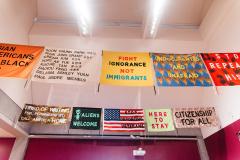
[0, 0, 37, 44]
[200, 0, 240, 138]
[0, 0, 37, 108]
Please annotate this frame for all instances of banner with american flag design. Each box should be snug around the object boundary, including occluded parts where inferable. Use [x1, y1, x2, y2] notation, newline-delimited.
[103, 109, 145, 132]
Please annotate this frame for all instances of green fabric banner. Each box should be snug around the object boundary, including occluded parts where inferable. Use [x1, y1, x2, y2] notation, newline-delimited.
[70, 107, 101, 130]
[145, 109, 175, 132]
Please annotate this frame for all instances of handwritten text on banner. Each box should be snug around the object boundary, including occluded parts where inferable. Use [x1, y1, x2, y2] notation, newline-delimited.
[173, 107, 218, 128]
[32, 48, 98, 84]
[145, 109, 175, 132]
[152, 53, 212, 86]
[100, 51, 154, 86]
[18, 104, 71, 125]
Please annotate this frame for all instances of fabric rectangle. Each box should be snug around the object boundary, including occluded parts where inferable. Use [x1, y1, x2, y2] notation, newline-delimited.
[152, 53, 212, 86]
[18, 104, 71, 125]
[100, 51, 154, 86]
[70, 107, 101, 130]
[103, 109, 145, 132]
[145, 109, 175, 132]
[0, 43, 44, 78]
[173, 107, 218, 128]
[32, 48, 98, 84]
[201, 53, 240, 86]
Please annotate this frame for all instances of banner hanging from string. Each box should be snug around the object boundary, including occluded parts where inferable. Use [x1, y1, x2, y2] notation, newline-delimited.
[173, 107, 218, 128]
[18, 104, 71, 125]
[145, 109, 175, 132]
[100, 51, 154, 86]
[32, 48, 99, 84]
[0, 43, 44, 78]
[103, 109, 145, 132]
[70, 107, 102, 130]
[151, 53, 212, 86]
[201, 53, 240, 86]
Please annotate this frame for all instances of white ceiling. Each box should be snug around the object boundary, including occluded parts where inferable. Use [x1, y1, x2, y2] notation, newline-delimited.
[160, 0, 213, 25]
[37, 0, 213, 27]
[37, 0, 146, 23]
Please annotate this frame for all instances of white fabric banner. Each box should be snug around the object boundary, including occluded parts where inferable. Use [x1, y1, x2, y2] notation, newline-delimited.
[32, 48, 100, 84]
[173, 107, 218, 128]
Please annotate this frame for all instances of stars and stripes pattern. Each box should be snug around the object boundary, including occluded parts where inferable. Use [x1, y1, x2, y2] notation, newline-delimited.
[103, 109, 145, 132]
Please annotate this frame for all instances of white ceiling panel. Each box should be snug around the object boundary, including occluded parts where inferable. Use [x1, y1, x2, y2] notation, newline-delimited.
[92, 0, 146, 22]
[37, 0, 146, 23]
[37, 0, 76, 20]
[160, 0, 213, 25]
[37, 0, 212, 26]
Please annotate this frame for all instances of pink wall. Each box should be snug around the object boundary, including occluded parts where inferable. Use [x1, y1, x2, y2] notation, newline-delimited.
[25, 139, 200, 160]
[0, 138, 15, 160]
[205, 119, 240, 160]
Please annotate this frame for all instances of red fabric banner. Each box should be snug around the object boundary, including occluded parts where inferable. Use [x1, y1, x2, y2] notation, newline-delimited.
[201, 53, 240, 86]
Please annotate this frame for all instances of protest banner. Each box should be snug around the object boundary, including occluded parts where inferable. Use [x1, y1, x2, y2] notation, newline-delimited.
[100, 51, 154, 86]
[70, 107, 101, 130]
[0, 43, 44, 78]
[202, 53, 240, 86]
[32, 48, 98, 84]
[145, 109, 175, 132]
[152, 53, 212, 86]
[173, 107, 218, 128]
[19, 104, 71, 125]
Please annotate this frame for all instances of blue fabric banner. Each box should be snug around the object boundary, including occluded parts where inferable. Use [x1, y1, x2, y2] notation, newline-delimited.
[151, 53, 212, 86]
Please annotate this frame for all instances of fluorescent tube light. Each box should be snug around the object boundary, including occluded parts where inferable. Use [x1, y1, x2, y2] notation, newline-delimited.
[72, 0, 91, 36]
[149, 0, 167, 37]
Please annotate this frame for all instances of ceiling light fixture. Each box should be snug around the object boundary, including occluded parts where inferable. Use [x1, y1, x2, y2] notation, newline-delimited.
[72, 0, 92, 36]
[149, 0, 167, 38]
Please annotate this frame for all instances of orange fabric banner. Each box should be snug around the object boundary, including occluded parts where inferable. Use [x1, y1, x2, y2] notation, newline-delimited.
[0, 43, 44, 78]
